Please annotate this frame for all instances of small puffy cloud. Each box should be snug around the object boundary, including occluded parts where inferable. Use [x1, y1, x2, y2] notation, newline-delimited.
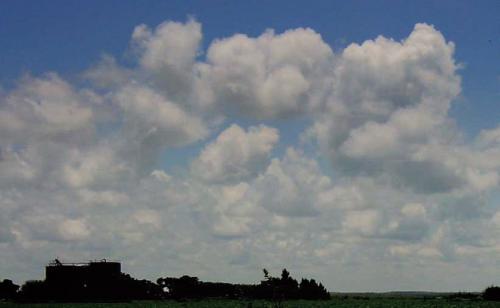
[492, 211, 500, 227]
[0, 73, 94, 144]
[84, 55, 133, 88]
[132, 18, 202, 72]
[58, 219, 90, 241]
[77, 189, 130, 207]
[206, 182, 259, 238]
[317, 181, 366, 211]
[0, 147, 36, 186]
[211, 215, 253, 238]
[401, 203, 426, 218]
[393, 160, 466, 194]
[131, 18, 203, 102]
[434, 195, 488, 222]
[115, 84, 208, 148]
[62, 144, 130, 189]
[343, 210, 381, 236]
[384, 203, 429, 241]
[0, 219, 14, 243]
[133, 209, 162, 229]
[191, 124, 279, 183]
[477, 125, 500, 147]
[408, 143, 500, 193]
[339, 106, 442, 160]
[250, 148, 331, 216]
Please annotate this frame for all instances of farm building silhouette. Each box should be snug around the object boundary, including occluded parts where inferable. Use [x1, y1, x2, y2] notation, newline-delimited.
[15, 259, 329, 302]
[16, 259, 161, 302]
[44, 259, 124, 301]
[46, 259, 121, 286]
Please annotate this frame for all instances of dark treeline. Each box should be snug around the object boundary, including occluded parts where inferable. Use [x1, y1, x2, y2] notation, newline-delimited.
[483, 286, 500, 301]
[0, 279, 19, 300]
[157, 269, 330, 300]
[0, 267, 328, 302]
[2, 269, 500, 302]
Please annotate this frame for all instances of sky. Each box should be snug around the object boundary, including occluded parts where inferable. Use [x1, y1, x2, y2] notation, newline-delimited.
[0, 1, 499, 292]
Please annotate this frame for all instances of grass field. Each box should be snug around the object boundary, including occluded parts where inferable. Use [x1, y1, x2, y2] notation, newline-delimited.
[1, 299, 498, 308]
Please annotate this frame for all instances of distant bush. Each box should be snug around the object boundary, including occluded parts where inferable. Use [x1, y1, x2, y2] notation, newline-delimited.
[483, 285, 500, 301]
[0, 279, 19, 300]
[446, 292, 479, 300]
[254, 269, 329, 300]
[18, 280, 48, 301]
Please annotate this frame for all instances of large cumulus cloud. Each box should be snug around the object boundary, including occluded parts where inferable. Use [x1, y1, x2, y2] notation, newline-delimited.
[307, 23, 499, 196]
[203, 27, 333, 118]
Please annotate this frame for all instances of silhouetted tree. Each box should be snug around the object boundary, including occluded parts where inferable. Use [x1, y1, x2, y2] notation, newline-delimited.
[253, 268, 328, 300]
[0, 279, 19, 300]
[18, 280, 48, 301]
[483, 285, 500, 301]
[118, 273, 163, 300]
[279, 269, 299, 299]
[157, 275, 201, 299]
[298, 278, 329, 300]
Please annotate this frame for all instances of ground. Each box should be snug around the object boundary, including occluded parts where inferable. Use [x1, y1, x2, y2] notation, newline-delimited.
[1, 298, 499, 308]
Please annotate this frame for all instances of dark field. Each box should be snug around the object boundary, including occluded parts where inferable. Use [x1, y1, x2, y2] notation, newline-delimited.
[1, 298, 498, 308]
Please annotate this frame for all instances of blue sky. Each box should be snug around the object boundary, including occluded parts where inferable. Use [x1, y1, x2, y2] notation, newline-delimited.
[1, 1, 498, 135]
[0, 1, 499, 291]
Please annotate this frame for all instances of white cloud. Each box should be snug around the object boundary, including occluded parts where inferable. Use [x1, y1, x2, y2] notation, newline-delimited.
[383, 203, 430, 241]
[133, 209, 162, 229]
[62, 143, 130, 188]
[115, 84, 208, 147]
[306, 23, 498, 196]
[191, 124, 279, 183]
[311, 23, 460, 148]
[77, 189, 130, 207]
[58, 219, 91, 241]
[113, 84, 209, 173]
[331, 23, 459, 117]
[250, 148, 331, 217]
[131, 18, 205, 105]
[493, 211, 500, 227]
[132, 18, 202, 72]
[0, 18, 499, 292]
[84, 55, 133, 88]
[0, 73, 94, 144]
[401, 203, 426, 217]
[477, 125, 500, 147]
[204, 27, 333, 118]
[0, 147, 36, 186]
[343, 210, 381, 236]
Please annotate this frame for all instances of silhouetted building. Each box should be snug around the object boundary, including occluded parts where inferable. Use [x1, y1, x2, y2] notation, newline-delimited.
[44, 259, 123, 301]
[46, 259, 121, 286]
